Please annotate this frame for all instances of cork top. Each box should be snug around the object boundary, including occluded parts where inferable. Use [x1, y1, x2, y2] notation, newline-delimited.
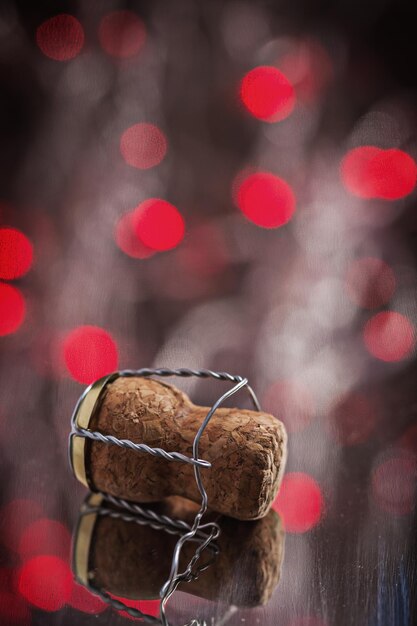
[70, 374, 287, 520]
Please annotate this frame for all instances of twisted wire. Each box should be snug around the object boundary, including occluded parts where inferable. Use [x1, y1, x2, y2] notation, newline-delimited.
[118, 368, 261, 413]
[87, 586, 207, 626]
[99, 492, 195, 533]
[82, 504, 191, 537]
[87, 586, 160, 623]
[118, 367, 245, 383]
[82, 501, 219, 544]
[73, 427, 211, 468]
[173, 523, 220, 585]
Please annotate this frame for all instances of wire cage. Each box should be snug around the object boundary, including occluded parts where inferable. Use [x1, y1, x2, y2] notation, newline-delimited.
[69, 368, 262, 626]
[73, 492, 220, 624]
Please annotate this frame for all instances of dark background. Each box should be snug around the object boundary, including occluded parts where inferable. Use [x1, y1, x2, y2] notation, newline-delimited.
[1, 1, 417, 625]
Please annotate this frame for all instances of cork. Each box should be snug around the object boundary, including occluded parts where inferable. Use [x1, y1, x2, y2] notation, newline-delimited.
[72, 375, 287, 520]
[73, 494, 285, 607]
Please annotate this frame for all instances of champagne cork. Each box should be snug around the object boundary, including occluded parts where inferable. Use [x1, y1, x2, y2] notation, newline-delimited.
[70, 375, 287, 520]
[73, 494, 285, 607]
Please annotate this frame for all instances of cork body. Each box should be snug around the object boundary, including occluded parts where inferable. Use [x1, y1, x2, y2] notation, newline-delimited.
[84, 376, 287, 520]
[78, 495, 284, 607]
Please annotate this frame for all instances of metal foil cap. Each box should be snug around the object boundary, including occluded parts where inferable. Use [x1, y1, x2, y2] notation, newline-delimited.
[69, 373, 119, 489]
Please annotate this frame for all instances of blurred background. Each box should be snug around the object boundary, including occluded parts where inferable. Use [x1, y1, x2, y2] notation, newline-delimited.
[1, 0, 417, 625]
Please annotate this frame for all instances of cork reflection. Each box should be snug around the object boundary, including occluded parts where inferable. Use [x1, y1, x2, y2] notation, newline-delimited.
[71, 493, 285, 619]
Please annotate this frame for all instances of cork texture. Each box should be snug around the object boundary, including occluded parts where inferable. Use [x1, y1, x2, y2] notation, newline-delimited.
[86, 376, 287, 520]
[86, 496, 285, 607]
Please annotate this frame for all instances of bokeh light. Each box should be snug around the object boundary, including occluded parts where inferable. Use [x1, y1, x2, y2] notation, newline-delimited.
[340, 147, 417, 200]
[280, 39, 333, 103]
[0, 283, 26, 336]
[62, 325, 119, 384]
[18, 556, 73, 611]
[240, 66, 295, 122]
[345, 257, 396, 309]
[363, 311, 415, 362]
[18, 519, 71, 562]
[0, 591, 31, 625]
[0, 228, 33, 280]
[273, 472, 324, 533]
[340, 146, 379, 199]
[235, 171, 296, 228]
[98, 10, 146, 59]
[263, 380, 315, 433]
[69, 583, 107, 615]
[36, 14, 85, 62]
[115, 212, 155, 259]
[0, 499, 43, 553]
[372, 456, 417, 515]
[133, 199, 185, 251]
[120, 123, 167, 169]
[326, 393, 377, 446]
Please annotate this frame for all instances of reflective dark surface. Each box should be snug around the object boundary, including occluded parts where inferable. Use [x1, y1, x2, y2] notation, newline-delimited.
[1, 1, 417, 625]
[72, 493, 284, 616]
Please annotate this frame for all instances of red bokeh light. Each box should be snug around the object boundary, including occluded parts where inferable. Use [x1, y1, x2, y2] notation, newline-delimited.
[372, 456, 417, 515]
[36, 14, 84, 61]
[240, 66, 295, 122]
[340, 146, 379, 199]
[98, 10, 146, 59]
[340, 147, 417, 200]
[363, 311, 415, 362]
[133, 199, 185, 251]
[273, 472, 324, 533]
[0, 499, 43, 553]
[18, 556, 73, 612]
[0, 591, 31, 625]
[0, 283, 26, 336]
[120, 123, 167, 170]
[235, 171, 296, 228]
[326, 393, 377, 446]
[19, 519, 71, 562]
[115, 212, 155, 259]
[262, 380, 315, 433]
[345, 257, 396, 309]
[69, 583, 107, 615]
[0, 228, 33, 280]
[62, 325, 119, 384]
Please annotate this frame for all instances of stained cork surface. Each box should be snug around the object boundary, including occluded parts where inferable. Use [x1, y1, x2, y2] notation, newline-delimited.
[84, 495, 285, 606]
[86, 376, 287, 520]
